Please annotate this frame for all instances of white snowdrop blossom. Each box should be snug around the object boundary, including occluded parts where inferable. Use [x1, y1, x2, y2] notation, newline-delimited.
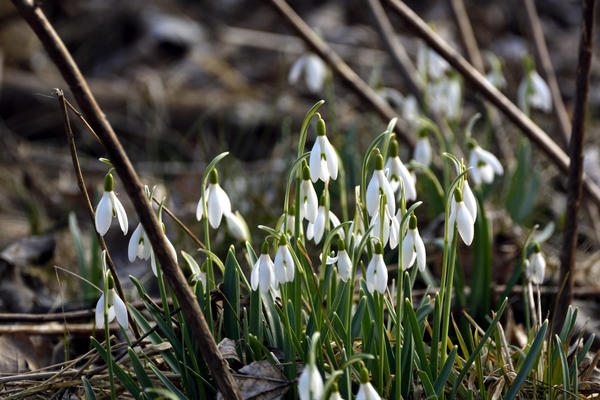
[413, 132, 432, 167]
[366, 242, 388, 294]
[385, 138, 417, 201]
[366, 153, 395, 217]
[289, 53, 327, 94]
[95, 274, 128, 329]
[335, 237, 353, 282]
[355, 364, 381, 400]
[468, 140, 504, 186]
[251, 242, 275, 294]
[388, 210, 401, 250]
[428, 76, 462, 120]
[274, 239, 295, 285]
[299, 164, 319, 223]
[518, 70, 552, 113]
[460, 180, 477, 224]
[402, 214, 426, 272]
[527, 243, 546, 285]
[417, 42, 450, 80]
[95, 172, 128, 236]
[298, 363, 324, 400]
[196, 169, 232, 229]
[128, 222, 151, 263]
[485, 53, 507, 89]
[307, 200, 341, 245]
[329, 390, 343, 400]
[224, 211, 250, 242]
[150, 231, 178, 276]
[309, 116, 338, 183]
[448, 188, 474, 246]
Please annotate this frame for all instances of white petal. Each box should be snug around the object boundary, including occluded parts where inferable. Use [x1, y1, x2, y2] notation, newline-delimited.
[207, 184, 225, 228]
[456, 202, 474, 245]
[110, 192, 128, 235]
[283, 248, 295, 282]
[313, 207, 326, 244]
[469, 153, 482, 186]
[251, 258, 260, 291]
[259, 255, 274, 294]
[111, 290, 129, 329]
[150, 250, 158, 276]
[366, 174, 380, 216]
[402, 232, 416, 269]
[475, 147, 503, 176]
[196, 188, 209, 221]
[329, 211, 342, 233]
[166, 237, 177, 264]
[128, 223, 142, 262]
[95, 293, 106, 328]
[141, 230, 152, 260]
[479, 164, 495, 183]
[298, 365, 323, 400]
[337, 250, 352, 282]
[301, 180, 319, 223]
[274, 248, 287, 286]
[288, 56, 305, 85]
[447, 199, 457, 244]
[462, 182, 477, 223]
[366, 257, 377, 294]
[377, 170, 396, 217]
[414, 230, 426, 272]
[309, 140, 322, 183]
[356, 382, 381, 400]
[531, 252, 546, 284]
[225, 211, 249, 241]
[385, 159, 401, 192]
[375, 255, 388, 294]
[306, 222, 315, 240]
[305, 55, 326, 93]
[389, 214, 400, 250]
[319, 157, 329, 182]
[414, 138, 432, 166]
[95, 192, 113, 236]
[530, 71, 552, 112]
[322, 137, 338, 180]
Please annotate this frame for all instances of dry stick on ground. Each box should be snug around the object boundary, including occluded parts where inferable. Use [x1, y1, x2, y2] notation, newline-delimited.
[57, 89, 140, 340]
[555, 0, 597, 333]
[266, 0, 414, 147]
[383, 0, 600, 209]
[10, 1, 242, 398]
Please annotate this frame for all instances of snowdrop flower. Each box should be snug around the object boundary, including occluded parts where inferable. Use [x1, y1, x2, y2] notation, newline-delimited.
[329, 383, 343, 400]
[225, 211, 250, 241]
[418, 42, 450, 80]
[128, 222, 151, 263]
[527, 242, 546, 285]
[366, 153, 395, 217]
[428, 76, 462, 120]
[95, 273, 128, 329]
[196, 169, 232, 229]
[468, 139, 504, 186]
[460, 180, 477, 224]
[355, 363, 381, 400]
[307, 196, 342, 244]
[251, 242, 275, 294]
[448, 188, 474, 245]
[300, 164, 319, 223]
[289, 53, 327, 94]
[309, 115, 338, 183]
[402, 95, 419, 124]
[274, 237, 294, 285]
[386, 138, 416, 201]
[402, 214, 426, 271]
[150, 229, 178, 276]
[370, 205, 390, 248]
[389, 210, 401, 250]
[95, 171, 128, 236]
[298, 362, 324, 400]
[335, 237, 353, 282]
[518, 69, 552, 113]
[413, 131, 432, 167]
[366, 242, 387, 294]
[181, 251, 207, 290]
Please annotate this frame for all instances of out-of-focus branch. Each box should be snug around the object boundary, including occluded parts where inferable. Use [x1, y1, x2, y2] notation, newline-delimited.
[266, 0, 414, 147]
[9, 1, 242, 398]
[382, 0, 600, 209]
[556, 0, 597, 332]
[447, 0, 484, 73]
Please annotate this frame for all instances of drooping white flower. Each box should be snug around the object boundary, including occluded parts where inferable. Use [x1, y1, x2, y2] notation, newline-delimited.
[385, 138, 417, 201]
[225, 211, 250, 241]
[329, 390, 343, 400]
[95, 172, 128, 236]
[298, 362, 324, 400]
[388, 210, 401, 250]
[518, 69, 552, 113]
[468, 140, 504, 186]
[335, 237, 353, 282]
[355, 363, 381, 400]
[527, 243, 546, 285]
[448, 188, 474, 246]
[417, 42, 450, 80]
[128, 222, 152, 262]
[274, 238, 295, 285]
[428, 76, 462, 120]
[402, 214, 426, 272]
[309, 116, 338, 183]
[366, 242, 387, 294]
[181, 250, 207, 289]
[289, 53, 327, 94]
[196, 169, 232, 229]
[307, 200, 342, 245]
[150, 232, 178, 276]
[366, 153, 396, 217]
[95, 272, 128, 329]
[413, 132, 432, 167]
[300, 164, 319, 223]
[251, 242, 274, 294]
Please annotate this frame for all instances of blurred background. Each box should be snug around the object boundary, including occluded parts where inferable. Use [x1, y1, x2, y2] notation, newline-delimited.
[0, 0, 599, 368]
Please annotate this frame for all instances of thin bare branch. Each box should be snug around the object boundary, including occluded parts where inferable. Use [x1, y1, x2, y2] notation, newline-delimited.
[9, 1, 242, 398]
[447, 0, 484, 73]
